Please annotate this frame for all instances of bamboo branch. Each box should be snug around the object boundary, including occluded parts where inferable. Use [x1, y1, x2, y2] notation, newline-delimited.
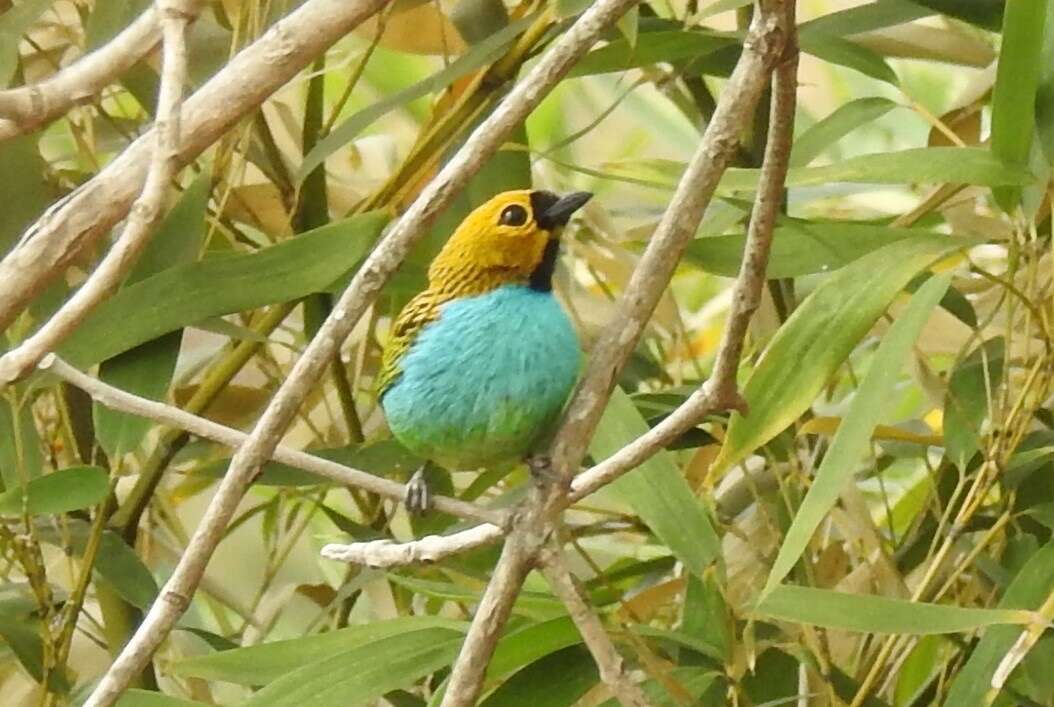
[0, 4, 198, 141]
[0, 0, 390, 338]
[439, 5, 793, 704]
[40, 355, 504, 526]
[539, 543, 651, 707]
[0, 0, 194, 384]
[83, 1, 640, 704]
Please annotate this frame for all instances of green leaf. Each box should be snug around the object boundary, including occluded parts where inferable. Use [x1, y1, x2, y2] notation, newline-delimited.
[95, 531, 159, 609]
[479, 645, 598, 707]
[798, 0, 932, 36]
[990, 0, 1047, 211]
[943, 338, 1004, 472]
[952, 543, 1054, 703]
[299, 16, 533, 180]
[0, 466, 108, 516]
[0, 390, 44, 489]
[0, 0, 53, 86]
[598, 666, 720, 706]
[116, 690, 210, 707]
[243, 627, 465, 706]
[909, 0, 1002, 31]
[686, 221, 962, 279]
[0, 612, 45, 681]
[59, 211, 388, 368]
[761, 273, 952, 597]
[591, 387, 721, 577]
[712, 236, 964, 475]
[799, 33, 898, 85]
[0, 137, 58, 253]
[719, 147, 1033, 191]
[171, 617, 467, 684]
[1035, 2, 1054, 166]
[790, 98, 900, 167]
[755, 585, 1029, 634]
[681, 573, 732, 663]
[95, 175, 211, 459]
[569, 30, 737, 77]
[484, 617, 582, 681]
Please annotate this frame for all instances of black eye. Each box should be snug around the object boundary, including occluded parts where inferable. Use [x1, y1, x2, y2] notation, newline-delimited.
[498, 204, 528, 227]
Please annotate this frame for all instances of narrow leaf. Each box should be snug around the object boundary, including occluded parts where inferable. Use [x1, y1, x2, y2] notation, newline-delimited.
[756, 585, 1029, 634]
[0, 467, 108, 516]
[790, 97, 899, 167]
[591, 388, 720, 577]
[712, 236, 963, 475]
[761, 273, 951, 596]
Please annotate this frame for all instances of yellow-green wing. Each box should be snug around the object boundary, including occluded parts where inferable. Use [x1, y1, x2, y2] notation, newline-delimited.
[377, 289, 451, 397]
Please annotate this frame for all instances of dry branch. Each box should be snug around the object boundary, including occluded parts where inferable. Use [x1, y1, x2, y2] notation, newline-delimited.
[0, 0, 389, 338]
[440, 4, 794, 704]
[0, 0, 193, 384]
[84, 1, 640, 704]
[0, 4, 197, 141]
[41, 355, 504, 526]
[539, 544, 651, 707]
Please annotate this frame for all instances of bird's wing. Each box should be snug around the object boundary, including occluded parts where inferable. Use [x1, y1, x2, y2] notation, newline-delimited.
[377, 289, 451, 397]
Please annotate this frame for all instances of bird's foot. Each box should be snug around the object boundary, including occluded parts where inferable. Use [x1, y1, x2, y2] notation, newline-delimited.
[527, 455, 565, 488]
[404, 466, 432, 515]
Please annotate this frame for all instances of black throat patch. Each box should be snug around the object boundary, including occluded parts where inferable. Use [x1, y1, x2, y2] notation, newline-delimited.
[529, 238, 560, 292]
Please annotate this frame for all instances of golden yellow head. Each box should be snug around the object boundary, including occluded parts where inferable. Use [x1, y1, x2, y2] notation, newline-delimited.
[428, 189, 592, 294]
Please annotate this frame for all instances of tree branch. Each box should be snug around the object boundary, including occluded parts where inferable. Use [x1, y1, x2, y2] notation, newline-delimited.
[0, 4, 200, 141]
[0, 0, 389, 337]
[83, 1, 640, 704]
[539, 543, 650, 707]
[0, 0, 194, 384]
[40, 355, 504, 526]
[439, 4, 793, 704]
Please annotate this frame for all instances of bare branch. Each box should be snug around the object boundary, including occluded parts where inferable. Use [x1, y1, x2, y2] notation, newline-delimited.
[539, 543, 650, 707]
[320, 524, 503, 567]
[84, 1, 640, 704]
[440, 4, 793, 703]
[40, 355, 504, 526]
[0, 0, 390, 336]
[0, 4, 199, 141]
[0, 0, 193, 384]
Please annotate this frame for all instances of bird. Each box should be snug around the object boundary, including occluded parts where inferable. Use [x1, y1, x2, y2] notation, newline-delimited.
[378, 189, 591, 513]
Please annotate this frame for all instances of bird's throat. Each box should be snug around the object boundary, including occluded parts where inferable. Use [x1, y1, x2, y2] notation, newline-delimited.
[528, 238, 560, 292]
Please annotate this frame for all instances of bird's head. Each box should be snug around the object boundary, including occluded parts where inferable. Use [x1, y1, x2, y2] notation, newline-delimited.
[429, 189, 592, 293]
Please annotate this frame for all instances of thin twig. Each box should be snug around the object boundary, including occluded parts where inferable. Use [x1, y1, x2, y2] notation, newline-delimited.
[83, 1, 640, 704]
[41, 355, 504, 526]
[0, 0, 193, 384]
[440, 5, 793, 704]
[0, 4, 200, 141]
[0, 0, 390, 337]
[539, 543, 651, 707]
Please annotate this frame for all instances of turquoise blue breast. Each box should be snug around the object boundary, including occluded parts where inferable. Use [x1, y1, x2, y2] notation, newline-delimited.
[381, 285, 581, 470]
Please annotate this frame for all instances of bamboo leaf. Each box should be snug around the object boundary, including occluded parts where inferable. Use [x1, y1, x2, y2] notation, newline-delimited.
[755, 585, 1029, 634]
[171, 617, 467, 685]
[761, 273, 952, 597]
[243, 627, 465, 706]
[59, 211, 388, 368]
[712, 236, 964, 475]
[990, 0, 1047, 210]
[946, 543, 1054, 703]
[590, 388, 720, 577]
[0, 466, 108, 516]
[790, 97, 900, 167]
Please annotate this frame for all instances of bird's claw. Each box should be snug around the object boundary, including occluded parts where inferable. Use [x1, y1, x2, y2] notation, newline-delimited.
[527, 455, 563, 486]
[404, 467, 432, 515]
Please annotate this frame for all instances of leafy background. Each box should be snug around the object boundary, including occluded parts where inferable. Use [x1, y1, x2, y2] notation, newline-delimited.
[1, 0, 1053, 705]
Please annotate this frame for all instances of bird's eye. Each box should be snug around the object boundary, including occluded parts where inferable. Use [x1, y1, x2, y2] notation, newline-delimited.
[498, 204, 528, 227]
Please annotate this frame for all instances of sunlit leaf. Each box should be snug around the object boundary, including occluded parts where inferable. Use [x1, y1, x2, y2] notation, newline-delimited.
[756, 585, 1029, 634]
[713, 236, 964, 475]
[761, 273, 951, 597]
[0, 466, 108, 516]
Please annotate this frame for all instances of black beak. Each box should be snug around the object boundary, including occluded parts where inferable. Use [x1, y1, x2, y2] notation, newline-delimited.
[534, 191, 592, 231]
